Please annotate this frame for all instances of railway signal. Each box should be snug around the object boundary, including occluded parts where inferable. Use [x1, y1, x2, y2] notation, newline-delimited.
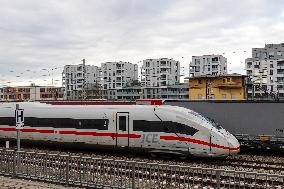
[15, 104, 24, 151]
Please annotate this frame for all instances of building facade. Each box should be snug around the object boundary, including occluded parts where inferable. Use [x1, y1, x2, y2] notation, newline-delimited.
[245, 43, 284, 99]
[0, 84, 64, 101]
[116, 87, 142, 100]
[142, 84, 188, 99]
[101, 61, 138, 90]
[62, 63, 101, 100]
[190, 55, 227, 77]
[188, 74, 246, 100]
[141, 58, 180, 87]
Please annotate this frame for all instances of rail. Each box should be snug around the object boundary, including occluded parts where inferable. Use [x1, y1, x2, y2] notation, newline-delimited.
[0, 149, 283, 189]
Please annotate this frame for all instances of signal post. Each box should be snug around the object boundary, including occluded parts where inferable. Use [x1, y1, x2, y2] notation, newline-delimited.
[15, 104, 24, 151]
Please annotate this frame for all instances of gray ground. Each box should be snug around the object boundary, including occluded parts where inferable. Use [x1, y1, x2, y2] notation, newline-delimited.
[0, 176, 81, 189]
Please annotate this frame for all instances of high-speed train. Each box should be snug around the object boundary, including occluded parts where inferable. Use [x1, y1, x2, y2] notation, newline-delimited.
[0, 102, 240, 157]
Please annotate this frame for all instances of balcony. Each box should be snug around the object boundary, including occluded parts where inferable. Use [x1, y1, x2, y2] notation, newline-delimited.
[160, 70, 168, 74]
[216, 82, 242, 88]
[190, 84, 203, 89]
[159, 64, 170, 68]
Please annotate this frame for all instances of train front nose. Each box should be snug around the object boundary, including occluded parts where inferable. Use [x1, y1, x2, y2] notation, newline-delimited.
[228, 135, 240, 155]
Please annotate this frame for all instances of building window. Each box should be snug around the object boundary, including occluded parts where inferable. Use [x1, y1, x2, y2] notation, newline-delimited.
[222, 94, 226, 99]
[198, 80, 202, 84]
[197, 94, 202, 99]
[231, 94, 236, 100]
[227, 78, 231, 82]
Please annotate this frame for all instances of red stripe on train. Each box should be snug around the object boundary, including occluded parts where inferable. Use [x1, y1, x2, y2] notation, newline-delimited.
[0, 128, 141, 139]
[59, 130, 141, 138]
[0, 127, 239, 150]
[160, 136, 240, 151]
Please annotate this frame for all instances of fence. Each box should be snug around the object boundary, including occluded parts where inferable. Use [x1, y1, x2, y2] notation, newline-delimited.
[0, 149, 283, 189]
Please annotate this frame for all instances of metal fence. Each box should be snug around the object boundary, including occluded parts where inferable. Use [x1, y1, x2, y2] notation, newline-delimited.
[0, 149, 283, 189]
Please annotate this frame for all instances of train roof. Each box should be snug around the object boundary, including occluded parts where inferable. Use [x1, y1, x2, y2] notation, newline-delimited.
[0, 101, 188, 113]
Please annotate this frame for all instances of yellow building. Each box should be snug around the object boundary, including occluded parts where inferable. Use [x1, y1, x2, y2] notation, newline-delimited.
[188, 74, 246, 100]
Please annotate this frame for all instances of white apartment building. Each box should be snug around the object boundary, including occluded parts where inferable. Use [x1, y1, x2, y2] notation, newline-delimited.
[62, 63, 101, 100]
[251, 43, 284, 60]
[245, 43, 284, 99]
[246, 59, 284, 98]
[141, 58, 180, 87]
[189, 55, 227, 77]
[101, 61, 138, 90]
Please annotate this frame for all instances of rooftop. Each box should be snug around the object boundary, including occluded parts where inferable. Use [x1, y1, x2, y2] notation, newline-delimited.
[185, 74, 246, 80]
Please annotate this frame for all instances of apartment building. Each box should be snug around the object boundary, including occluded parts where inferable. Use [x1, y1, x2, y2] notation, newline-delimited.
[142, 84, 188, 99]
[189, 55, 227, 77]
[62, 62, 101, 100]
[245, 43, 284, 99]
[116, 86, 142, 100]
[101, 61, 138, 90]
[0, 84, 64, 101]
[141, 58, 180, 87]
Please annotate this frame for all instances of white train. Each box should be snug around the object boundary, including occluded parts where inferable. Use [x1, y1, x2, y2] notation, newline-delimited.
[0, 102, 240, 157]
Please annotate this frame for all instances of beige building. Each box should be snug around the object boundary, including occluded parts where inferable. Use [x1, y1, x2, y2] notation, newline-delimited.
[188, 74, 246, 100]
[0, 84, 64, 101]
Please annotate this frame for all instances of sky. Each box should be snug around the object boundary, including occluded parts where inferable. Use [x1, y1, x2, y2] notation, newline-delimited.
[0, 0, 284, 87]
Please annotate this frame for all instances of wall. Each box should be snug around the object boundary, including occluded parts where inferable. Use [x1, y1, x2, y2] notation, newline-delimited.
[165, 101, 284, 136]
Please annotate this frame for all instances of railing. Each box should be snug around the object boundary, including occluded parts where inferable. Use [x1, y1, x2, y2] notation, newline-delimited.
[0, 149, 283, 188]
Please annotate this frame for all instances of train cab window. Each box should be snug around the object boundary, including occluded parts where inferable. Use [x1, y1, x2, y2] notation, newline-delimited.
[118, 116, 126, 131]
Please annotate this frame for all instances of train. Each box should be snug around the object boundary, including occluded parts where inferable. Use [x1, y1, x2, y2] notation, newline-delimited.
[0, 102, 240, 157]
[165, 100, 284, 151]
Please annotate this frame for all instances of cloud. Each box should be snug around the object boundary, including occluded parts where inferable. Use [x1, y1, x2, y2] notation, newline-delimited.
[0, 0, 284, 86]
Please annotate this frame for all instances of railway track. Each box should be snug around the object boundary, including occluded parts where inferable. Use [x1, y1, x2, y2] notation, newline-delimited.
[0, 147, 283, 189]
[3, 145, 284, 174]
[9, 154, 284, 189]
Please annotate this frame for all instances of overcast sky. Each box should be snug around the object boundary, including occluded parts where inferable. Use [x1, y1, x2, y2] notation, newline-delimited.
[1, 0, 284, 86]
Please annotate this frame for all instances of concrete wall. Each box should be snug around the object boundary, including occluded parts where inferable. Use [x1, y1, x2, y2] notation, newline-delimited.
[165, 101, 284, 136]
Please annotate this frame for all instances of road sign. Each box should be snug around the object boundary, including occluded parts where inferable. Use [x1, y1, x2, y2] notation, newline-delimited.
[15, 109, 24, 129]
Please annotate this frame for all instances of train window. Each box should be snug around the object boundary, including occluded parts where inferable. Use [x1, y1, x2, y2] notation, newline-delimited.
[163, 122, 198, 136]
[119, 116, 126, 131]
[133, 120, 164, 132]
[177, 123, 198, 136]
[0, 117, 15, 126]
[38, 118, 55, 127]
[78, 119, 109, 130]
[133, 120, 198, 136]
[19, 117, 109, 130]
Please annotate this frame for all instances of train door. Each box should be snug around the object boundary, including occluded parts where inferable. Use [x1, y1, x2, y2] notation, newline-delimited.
[116, 112, 129, 147]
